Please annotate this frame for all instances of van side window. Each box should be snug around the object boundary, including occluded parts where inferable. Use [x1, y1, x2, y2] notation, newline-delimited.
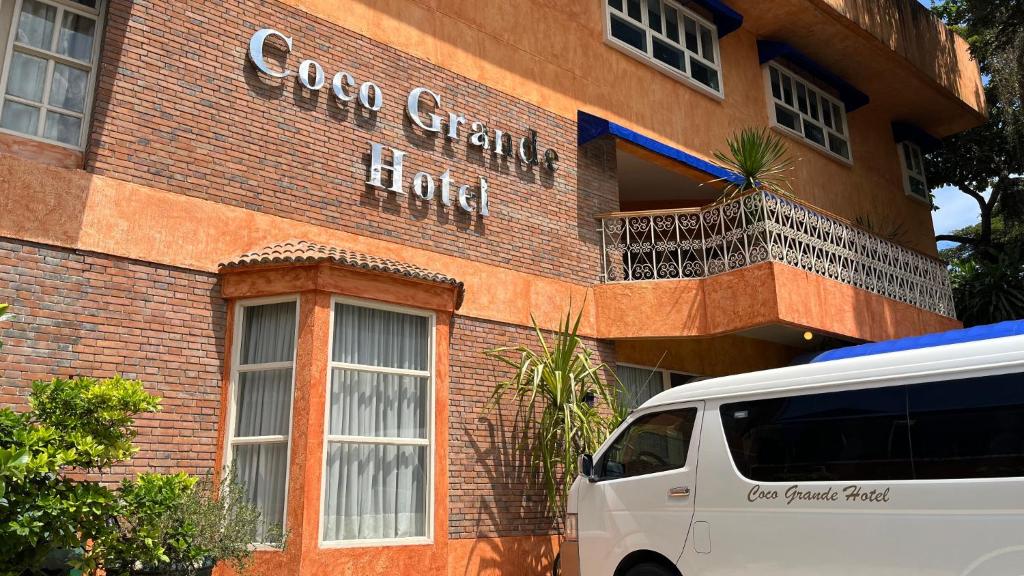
[909, 372, 1024, 479]
[721, 387, 913, 482]
[598, 408, 697, 481]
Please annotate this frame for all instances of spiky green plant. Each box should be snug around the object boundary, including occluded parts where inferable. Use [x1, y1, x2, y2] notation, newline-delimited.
[485, 306, 626, 525]
[711, 127, 797, 202]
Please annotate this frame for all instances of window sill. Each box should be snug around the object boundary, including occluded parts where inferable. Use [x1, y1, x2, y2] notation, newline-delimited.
[0, 130, 83, 169]
[769, 123, 853, 169]
[604, 37, 725, 103]
[319, 536, 434, 549]
[904, 189, 933, 207]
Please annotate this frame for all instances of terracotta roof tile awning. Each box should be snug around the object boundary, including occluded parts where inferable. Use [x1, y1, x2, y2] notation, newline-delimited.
[219, 240, 465, 309]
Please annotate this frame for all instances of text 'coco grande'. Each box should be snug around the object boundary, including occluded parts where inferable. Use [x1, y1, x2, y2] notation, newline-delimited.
[248, 28, 560, 217]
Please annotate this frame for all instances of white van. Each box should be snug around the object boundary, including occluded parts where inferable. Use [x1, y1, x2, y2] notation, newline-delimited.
[562, 326, 1024, 576]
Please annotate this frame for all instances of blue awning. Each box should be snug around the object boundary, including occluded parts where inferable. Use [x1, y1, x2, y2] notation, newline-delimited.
[578, 110, 745, 186]
[757, 40, 870, 112]
[809, 320, 1024, 363]
[693, 0, 743, 37]
[892, 122, 942, 152]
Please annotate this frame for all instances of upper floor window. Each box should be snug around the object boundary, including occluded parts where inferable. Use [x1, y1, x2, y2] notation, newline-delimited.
[898, 141, 929, 202]
[0, 0, 103, 149]
[766, 62, 851, 162]
[605, 0, 722, 96]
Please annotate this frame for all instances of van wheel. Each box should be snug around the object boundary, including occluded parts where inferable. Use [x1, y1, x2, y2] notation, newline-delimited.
[625, 562, 674, 576]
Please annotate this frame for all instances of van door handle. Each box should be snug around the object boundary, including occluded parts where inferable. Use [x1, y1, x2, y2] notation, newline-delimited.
[669, 486, 691, 498]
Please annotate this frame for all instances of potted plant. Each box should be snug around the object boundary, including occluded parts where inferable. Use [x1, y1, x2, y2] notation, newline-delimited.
[107, 472, 282, 576]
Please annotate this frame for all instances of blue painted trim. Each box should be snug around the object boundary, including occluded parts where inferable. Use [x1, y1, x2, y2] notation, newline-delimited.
[809, 320, 1024, 363]
[757, 40, 870, 112]
[692, 0, 744, 38]
[577, 110, 745, 186]
[892, 122, 942, 152]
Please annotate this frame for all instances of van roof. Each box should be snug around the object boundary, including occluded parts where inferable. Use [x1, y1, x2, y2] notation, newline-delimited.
[809, 319, 1024, 363]
[642, 328, 1024, 408]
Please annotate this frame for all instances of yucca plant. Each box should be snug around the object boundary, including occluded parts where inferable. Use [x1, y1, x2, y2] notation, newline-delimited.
[711, 127, 797, 203]
[485, 306, 626, 525]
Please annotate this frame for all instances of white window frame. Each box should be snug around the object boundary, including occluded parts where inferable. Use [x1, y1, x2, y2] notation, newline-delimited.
[764, 62, 853, 165]
[616, 362, 701, 404]
[0, 0, 105, 150]
[604, 0, 724, 100]
[319, 295, 436, 549]
[223, 295, 299, 548]
[898, 140, 930, 203]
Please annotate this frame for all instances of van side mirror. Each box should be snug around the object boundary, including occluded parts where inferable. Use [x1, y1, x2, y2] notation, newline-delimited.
[579, 454, 596, 482]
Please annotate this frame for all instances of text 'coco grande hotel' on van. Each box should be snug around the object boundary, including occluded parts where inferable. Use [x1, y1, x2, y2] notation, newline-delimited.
[0, 0, 985, 574]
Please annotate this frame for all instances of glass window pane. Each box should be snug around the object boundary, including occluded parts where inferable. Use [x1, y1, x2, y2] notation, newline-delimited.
[796, 83, 809, 114]
[0, 100, 40, 135]
[683, 17, 698, 53]
[608, 0, 624, 11]
[49, 63, 88, 113]
[902, 142, 914, 170]
[323, 443, 427, 541]
[329, 369, 428, 439]
[332, 303, 430, 371]
[690, 59, 719, 91]
[611, 15, 646, 52]
[769, 68, 781, 100]
[616, 365, 665, 409]
[626, 0, 642, 21]
[809, 92, 820, 121]
[822, 101, 833, 129]
[234, 369, 293, 437]
[782, 75, 794, 106]
[599, 409, 698, 480]
[832, 103, 845, 134]
[6, 51, 48, 102]
[57, 11, 96, 62]
[775, 105, 800, 132]
[665, 7, 679, 42]
[828, 133, 850, 159]
[232, 443, 287, 542]
[722, 387, 913, 482]
[652, 38, 685, 73]
[669, 373, 699, 388]
[804, 121, 826, 147]
[699, 25, 715, 63]
[909, 176, 928, 199]
[909, 373, 1024, 479]
[42, 111, 82, 146]
[71, 0, 98, 8]
[240, 302, 297, 364]
[16, 0, 56, 50]
[647, 0, 662, 33]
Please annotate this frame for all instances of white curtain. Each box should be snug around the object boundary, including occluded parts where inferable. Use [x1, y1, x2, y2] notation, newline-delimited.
[232, 302, 296, 542]
[322, 303, 429, 541]
[617, 365, 665, 409]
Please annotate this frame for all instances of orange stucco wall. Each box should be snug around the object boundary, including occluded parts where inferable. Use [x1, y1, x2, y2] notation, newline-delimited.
[274, 0, 982, 257]
[0, 153, 956, 343]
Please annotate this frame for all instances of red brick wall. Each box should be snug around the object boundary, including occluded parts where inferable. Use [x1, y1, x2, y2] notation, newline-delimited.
[87, 0, 618, 285]
[448, 315, 617, 538]
[0, 239, 226, 477]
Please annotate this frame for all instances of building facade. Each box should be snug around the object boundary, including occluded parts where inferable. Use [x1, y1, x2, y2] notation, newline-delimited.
[0, 0, 983, 574]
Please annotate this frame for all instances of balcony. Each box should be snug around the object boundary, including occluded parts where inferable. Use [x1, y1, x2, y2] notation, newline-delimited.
[598, 191, 955, 319]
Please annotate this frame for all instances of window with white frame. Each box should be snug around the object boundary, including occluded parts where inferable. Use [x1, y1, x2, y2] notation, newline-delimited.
[616, 364, 701, 409]
[605, 0, 722, 95]
[898, 141, 929, 201]
[227, 299, 298, 544]
[0, 0, 103, 148]
[766, 63, 851, 161]
[322, 300, 433, 544]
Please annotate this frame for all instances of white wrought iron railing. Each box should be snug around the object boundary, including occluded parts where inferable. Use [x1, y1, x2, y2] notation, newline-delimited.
[599, 191, 956, 318]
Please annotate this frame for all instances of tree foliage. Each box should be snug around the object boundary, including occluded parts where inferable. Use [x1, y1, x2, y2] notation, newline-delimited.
[928, 0, 1024, 325]
[485, 307, 625, 524]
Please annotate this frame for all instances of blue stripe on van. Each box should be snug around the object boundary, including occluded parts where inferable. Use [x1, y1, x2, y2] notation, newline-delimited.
[810, 320, 1024, 363]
